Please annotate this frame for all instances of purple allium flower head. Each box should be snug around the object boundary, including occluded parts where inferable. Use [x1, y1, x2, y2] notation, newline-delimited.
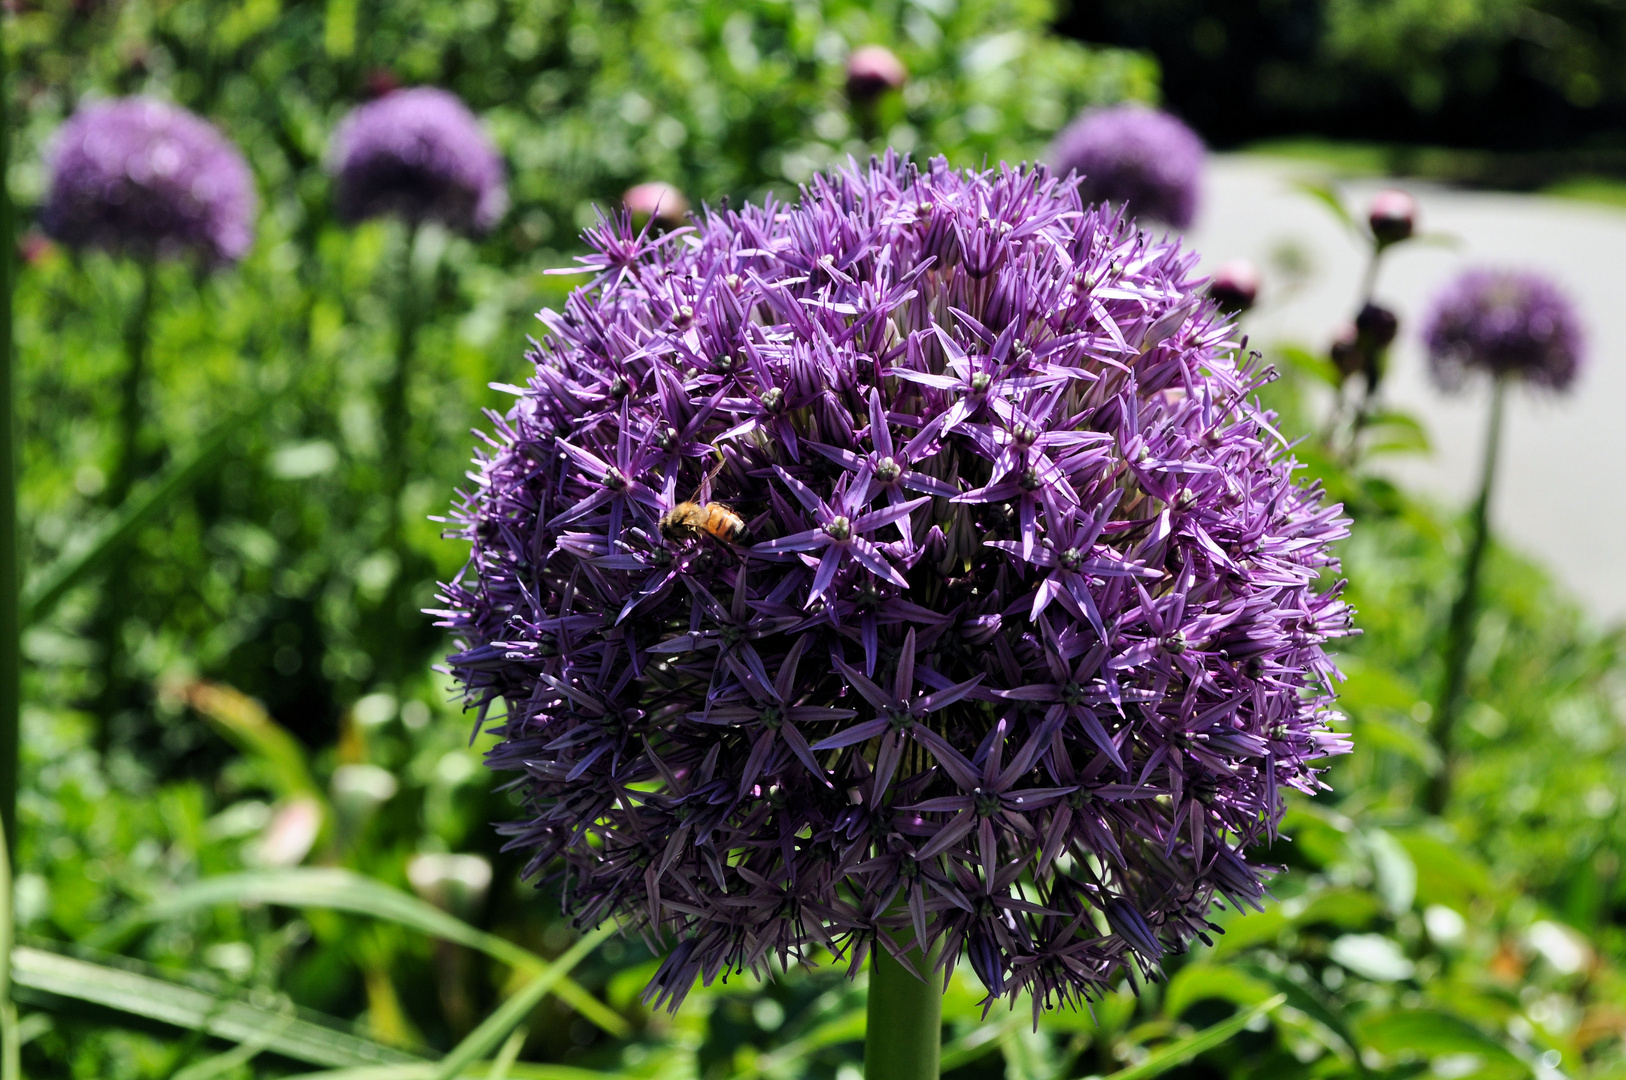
[1049, 104, 1204, 230]
[1422, 269, 1583, 391]
[42, 97, 256, 265]
[329, 87, 507, 235]
[438, 154, 1353, 1013]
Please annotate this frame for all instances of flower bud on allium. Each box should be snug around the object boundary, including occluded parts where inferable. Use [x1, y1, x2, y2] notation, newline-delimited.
[1423, 269, 1583, 391]
[41, 97, 256, 265]
[438, 155, 1353, 1013]
[623, 182, 690, 231]
[845, 45, 907, 104]
[1354, 302, 1398, 351]
[1207, 259, 1259, 314]
[1367, 188, 1417, 248]
[1329, 324, 1364, 379]
[329, 87, 507, 235]
[1048, 104, 1204, 230]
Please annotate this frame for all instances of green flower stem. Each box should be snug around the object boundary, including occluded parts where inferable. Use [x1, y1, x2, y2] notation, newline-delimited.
[0, 7, 17, 865]
[383, 220, 422, 550]
[377, 220, 426, 683]
[1342, 241, 1389, 458]
[1427, 376, 1507, 814]
[109, 260, 156, 508]
[865, 939, 941, 1080]
[92, 258, 156, 747]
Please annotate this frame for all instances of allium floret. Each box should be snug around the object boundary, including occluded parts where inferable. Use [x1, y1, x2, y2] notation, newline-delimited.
[1048, 104, 1204, 230]
[329, 87, 507, 235]
[439, 154, 1352, 1013]
[1422, 269, 1583, 391]
[42, 96, 256, 265]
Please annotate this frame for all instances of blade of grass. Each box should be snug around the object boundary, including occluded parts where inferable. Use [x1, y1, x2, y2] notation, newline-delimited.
[0, 828, 15, 1080]
[276, 1065, 617, 1080]
[9, 944, 419, 1068]
[89, 868, 626, 1037]
[486, 1028, 526, 1080]
[171, 1012, 296, 1080]
[181, 682, 320, 797]
[432, 925, 614, 1080]
[1088, 994, 1285, 1080]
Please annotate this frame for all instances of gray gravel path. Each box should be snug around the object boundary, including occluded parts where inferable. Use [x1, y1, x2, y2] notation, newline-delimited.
[1187, 155, 1626, 625]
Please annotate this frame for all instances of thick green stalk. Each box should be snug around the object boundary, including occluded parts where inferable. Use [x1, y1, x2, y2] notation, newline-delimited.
[1427, 377, 1507, 814]
[0, 0, 17, 862]
[865, 941, 941, 1080]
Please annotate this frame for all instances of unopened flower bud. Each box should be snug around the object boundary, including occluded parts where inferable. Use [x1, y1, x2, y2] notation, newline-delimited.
[623, 181, 689, 230]
[845, 45, 907, 105]
[1207, 259, 1259, 315]
[1355, 303, 1398, 350]
[1330, 324, 1364, 379]
[1368, 189, 1416, 248]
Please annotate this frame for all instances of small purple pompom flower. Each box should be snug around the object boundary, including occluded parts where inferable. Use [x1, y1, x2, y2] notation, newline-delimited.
[439, 155, 1352, 1012]
[1423, 269, 1583, 391]
[1049, 104, 1204, 230]
[329, 87, 507, 235]
[42, 97, 256, 265]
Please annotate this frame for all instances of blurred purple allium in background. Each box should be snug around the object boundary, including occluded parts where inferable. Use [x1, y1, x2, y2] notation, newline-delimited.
[42, 97, 256, 265]
[438, 155, 1352, 1012]
[1423, 269, 1584, 391]
[845, 45, 907, 103]
[622, 182, 690, 231]
[1048, 104, 1204, 230]
[329, 87, 507, 235]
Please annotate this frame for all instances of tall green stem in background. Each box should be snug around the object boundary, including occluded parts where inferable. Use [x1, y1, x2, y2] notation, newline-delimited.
[377, 220, 424, 684]
[865, 943, 941, 1080]
[108, 261, 156, 508]
[0, 0, 18, 861]
[1427, 376, 1507, 814]
[92, 259, 156, 742]
[383, 221, 421, 551]
[0, 12, 20, 1077]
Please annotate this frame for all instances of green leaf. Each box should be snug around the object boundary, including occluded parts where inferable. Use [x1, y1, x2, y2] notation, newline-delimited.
[274, 1067, 619, 1080]
[1237, 963, 1364, 1060]
[1161, 964, 1275, 1019]
[180, 682, 321, 798]
[171, 1013, 296, 1080]
[1275, 344, 1342, 388]
[739, 1007, 867, 1079]
[1205, 906, 1288, 960]
[1360, 410, 1431, 456]
[1095, 994, 1285, 1080]
[430, 924, 615, 1080]
[91, 868, 628, 1038]
[1357, 1008, 1524, 1067]
[9, 945, 418, 1068]
[1292, 888, 1386, 932]
[1391, 832, 1496, 911]
[1290, 179, 1360, 237]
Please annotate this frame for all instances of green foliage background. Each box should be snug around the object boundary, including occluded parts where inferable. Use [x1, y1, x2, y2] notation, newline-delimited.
[5, 1, 1626, 1078]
